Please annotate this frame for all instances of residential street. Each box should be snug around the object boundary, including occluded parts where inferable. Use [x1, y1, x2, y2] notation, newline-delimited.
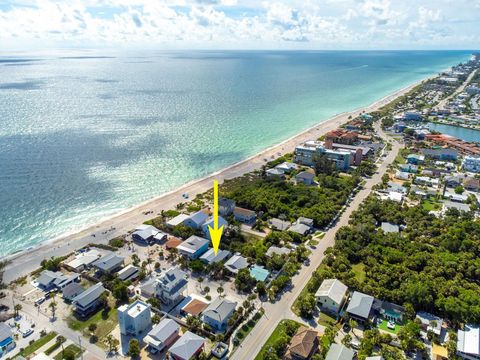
[435, 68, 478, 110]
[231, 123, 402, 360]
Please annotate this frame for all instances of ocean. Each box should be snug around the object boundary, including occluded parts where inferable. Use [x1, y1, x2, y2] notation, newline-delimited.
[0, 50, 472, 256]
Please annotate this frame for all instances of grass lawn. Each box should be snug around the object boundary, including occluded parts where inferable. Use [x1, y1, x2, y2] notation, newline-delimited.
[318, 312, 337, 327]
[67, 308, 117, 346]
[53, 344, 83, 360]
[377, 319, 402, 335]
[352, 263, 366, 283]
[422, 199, 442, 211]
[254, 320, 301, 360]
[17, 332, 57, 358]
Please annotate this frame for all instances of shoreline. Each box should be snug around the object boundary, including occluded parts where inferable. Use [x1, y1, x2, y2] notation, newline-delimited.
[1, 75, 432, 283]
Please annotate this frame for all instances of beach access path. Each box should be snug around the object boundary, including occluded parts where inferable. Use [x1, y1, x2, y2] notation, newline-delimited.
[3, 81, 417, 284]
[231, 121, 402, 360]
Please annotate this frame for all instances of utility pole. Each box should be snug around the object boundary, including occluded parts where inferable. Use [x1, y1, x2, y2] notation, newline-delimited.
[78, 336, 84, 360]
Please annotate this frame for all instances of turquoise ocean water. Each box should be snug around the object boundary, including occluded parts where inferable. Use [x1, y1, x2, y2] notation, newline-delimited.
[0, 50, 472, 256]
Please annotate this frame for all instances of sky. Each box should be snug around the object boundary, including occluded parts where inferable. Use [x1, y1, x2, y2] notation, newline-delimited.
[0, 0, 479, 50]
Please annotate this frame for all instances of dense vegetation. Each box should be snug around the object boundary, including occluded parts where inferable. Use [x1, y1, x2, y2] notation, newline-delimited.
[222, 172, 358, 228]
[298, 196, 480, 325]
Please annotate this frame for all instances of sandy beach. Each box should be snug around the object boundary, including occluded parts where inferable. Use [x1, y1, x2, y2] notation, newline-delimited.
[2, 78, 423, 283]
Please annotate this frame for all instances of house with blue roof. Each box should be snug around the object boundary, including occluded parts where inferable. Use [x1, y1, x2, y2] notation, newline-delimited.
[177, 236, 209, 259]
[0, 323, 14, 357]
[183, 210, 209, 229]
[202, 216, 228, 240]
[250, 265, 270, 282]
[406, 154, 425, 165]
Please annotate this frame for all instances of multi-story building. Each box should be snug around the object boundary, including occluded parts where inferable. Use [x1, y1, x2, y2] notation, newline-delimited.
[118, 300, 152, 337]
[463, 156, 480, 173]
[156, 268, 188, 305]
[294, 141, 351, 170]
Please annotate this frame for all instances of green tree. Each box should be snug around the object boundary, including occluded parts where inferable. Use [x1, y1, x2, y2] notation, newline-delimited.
[128, 339, 141, 358]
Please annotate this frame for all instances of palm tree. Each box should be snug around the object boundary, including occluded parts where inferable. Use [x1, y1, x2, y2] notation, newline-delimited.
[49, 296, 57, 320]
[105, 334, 119, 353]
[217, 286, 224, 297]
[13, 304, 22, 317]
[349, 318, 358, 338]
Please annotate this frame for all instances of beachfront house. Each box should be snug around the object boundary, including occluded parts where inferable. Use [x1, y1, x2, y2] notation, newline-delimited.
[275, 162, 298, 173]
[92, 252, 124, 274]
[65, 249, 101, 272]
[202, 297, 237, 332]
[233, 207, 257, 224]
[177, 235, 209, 259]
[118, 300, 152, 337]
[132, 224, 167, 244]
[72, 282, 106, 317]
[218, 198, 236, 216]
[156, 267, 188, 305]
[168, 331, 205, 360]
[35, 270, 79, 291]
[183, 210, 209, 229]
[266, 168, 286, 179]
[166, 214, 190, 228]
[144, 319, 180, 353]
[315, 279, 348, 315]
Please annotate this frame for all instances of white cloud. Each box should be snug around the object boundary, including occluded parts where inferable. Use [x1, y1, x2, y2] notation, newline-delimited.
[0, 0, 478, 49]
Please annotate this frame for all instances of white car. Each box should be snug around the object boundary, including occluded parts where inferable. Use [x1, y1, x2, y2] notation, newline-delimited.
[34, 297, 45, 306]
[22, 329, 34, 338]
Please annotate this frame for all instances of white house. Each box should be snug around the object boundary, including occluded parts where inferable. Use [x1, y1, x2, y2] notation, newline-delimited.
[118, 300, 152, 337]
[166, 214, 190, 228]
[457, 324, 480, 360]
[315, 279, 348, 315]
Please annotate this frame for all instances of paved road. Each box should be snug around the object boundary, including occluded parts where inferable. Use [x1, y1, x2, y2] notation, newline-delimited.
[2, 82, 422, 284]
[8, 295, 111, 359]
[231, 123, 402, 360]
[435, 69, 478, 110]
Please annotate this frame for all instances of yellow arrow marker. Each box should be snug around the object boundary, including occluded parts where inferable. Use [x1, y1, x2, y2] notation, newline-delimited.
[208, 179, 224, 255]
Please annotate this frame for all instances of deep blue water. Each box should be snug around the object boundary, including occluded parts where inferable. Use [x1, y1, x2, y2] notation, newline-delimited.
[0, 50, 472, 256]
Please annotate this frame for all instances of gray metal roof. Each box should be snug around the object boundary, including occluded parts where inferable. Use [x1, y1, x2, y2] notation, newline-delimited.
[62, 282, 84, 301]
[224, 254, 248, 274]
[381, 222, 399, 233]
[199, 248, 231, 264]
[72, 282, 105, 308]
[93, 252, 124, 272]
[202, 297, 237, 323]
[269, 218, 291, 231]
[315, 279, 348, 305]
[325, 344, 355, 360]
[0, 323, 13, 343]
[178, 235, 209, 253]
[147, 319, 179, 343]
[169, 331, 205, 359]
[117, 264, 139, 281]
[288, 223, 311, 235]
[346, 291, 374, 320]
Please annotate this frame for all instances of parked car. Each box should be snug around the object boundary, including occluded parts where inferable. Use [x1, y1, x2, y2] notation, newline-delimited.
[22, 329, 34, 338]
[35, 297, 45, 306]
